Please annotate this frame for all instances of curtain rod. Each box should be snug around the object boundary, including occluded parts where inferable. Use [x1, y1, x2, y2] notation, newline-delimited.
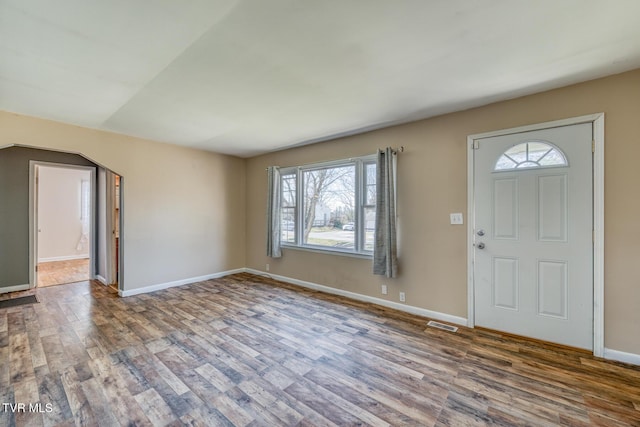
[265, 146, 403, 170]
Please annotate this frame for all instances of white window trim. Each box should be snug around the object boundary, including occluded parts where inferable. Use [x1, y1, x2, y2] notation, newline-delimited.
[280, 155, 376, 257]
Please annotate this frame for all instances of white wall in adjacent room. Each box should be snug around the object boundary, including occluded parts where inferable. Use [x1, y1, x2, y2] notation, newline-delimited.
[37, 166, 91, 262]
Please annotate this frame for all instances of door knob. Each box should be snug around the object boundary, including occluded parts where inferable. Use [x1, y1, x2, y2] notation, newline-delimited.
[477, 229, 485, 236]
[477, 242, 485, 250]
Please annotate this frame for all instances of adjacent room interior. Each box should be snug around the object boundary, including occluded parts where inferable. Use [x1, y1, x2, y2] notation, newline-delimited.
[35, 163, 93, 288]
[1, 1, 640, 425]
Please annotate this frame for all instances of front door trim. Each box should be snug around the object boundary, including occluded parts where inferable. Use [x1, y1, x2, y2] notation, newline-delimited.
[466, 113, 604, 357]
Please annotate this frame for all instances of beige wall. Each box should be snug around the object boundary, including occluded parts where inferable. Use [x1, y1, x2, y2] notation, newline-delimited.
[246, 68, 640, 355]
[0, 111, 246, 291]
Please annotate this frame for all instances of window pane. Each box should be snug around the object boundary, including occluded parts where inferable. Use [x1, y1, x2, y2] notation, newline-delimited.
[281, 208, 295, 243]
[539, 148, 566, 166]
[363, 206, 376, 251]
[503, 144, 528, 163]
[495, 155, 517, 170]
[365, 162, 376, 205]
[281, 174, 296, 243]
[303, 165, 355, 249]
[527, 142, 553, 162]
[282, 174, 296, 207]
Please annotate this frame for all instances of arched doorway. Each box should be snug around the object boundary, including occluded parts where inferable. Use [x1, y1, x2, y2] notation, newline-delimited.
[0, 145, 123, 294]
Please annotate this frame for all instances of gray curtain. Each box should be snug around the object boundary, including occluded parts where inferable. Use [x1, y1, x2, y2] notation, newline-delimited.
[266, 166, 282, 258]
[373, 148, 398, 277]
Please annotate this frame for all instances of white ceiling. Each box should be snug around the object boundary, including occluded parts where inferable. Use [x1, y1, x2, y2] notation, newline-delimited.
[2, 0, 640, 157]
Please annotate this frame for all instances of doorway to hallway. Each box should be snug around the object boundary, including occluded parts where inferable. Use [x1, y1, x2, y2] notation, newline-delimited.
[34, 163, 94, 287]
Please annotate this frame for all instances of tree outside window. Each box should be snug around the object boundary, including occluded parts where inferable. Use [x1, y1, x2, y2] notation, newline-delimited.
[280, 156, 375, 255]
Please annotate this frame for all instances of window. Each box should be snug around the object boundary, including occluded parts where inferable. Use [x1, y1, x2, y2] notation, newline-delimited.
[280, 156, 376, 255]
[494, 141, 568, 171]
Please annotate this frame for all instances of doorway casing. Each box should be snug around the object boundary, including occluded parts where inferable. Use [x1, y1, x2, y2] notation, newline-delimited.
[29, 161, 97, 288]
[466, 113, 605, 357]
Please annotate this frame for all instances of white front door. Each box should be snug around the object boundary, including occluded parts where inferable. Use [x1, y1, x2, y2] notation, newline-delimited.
[473, 123, 593, 350]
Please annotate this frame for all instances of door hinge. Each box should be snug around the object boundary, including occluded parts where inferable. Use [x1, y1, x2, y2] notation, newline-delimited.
[472, 141, 480, 150]
[592, 140, 595, 153]
[35, 265, 38, 272]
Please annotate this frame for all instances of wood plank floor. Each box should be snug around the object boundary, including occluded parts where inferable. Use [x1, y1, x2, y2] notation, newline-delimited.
[1, 273, 639, 426]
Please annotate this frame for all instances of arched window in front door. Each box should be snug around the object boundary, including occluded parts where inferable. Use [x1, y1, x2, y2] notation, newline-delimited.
[494, 141, 568, 171]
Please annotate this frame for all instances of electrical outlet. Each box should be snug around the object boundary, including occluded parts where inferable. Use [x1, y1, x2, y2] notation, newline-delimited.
[381, 285, 388, 295]
[266, 264, 270, 272]
[399, 292, 406, 303]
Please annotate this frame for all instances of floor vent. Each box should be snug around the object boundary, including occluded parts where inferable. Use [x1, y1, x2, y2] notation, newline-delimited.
[427, 320, 458, 333]
[0, 295, 39, 310]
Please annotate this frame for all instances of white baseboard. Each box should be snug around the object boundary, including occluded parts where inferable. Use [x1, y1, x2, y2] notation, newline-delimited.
[119, 268, 246, 297]
[0, 283, 31, 294]
[245, 268, 468, 327]
[117, 267, 466, 327]
[38, 255, 89, 263]
[95, 275, 108, 285]
[604, 348, 640, 366]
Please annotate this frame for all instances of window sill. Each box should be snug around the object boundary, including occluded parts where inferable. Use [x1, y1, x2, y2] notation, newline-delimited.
[281, 244, 373, 259]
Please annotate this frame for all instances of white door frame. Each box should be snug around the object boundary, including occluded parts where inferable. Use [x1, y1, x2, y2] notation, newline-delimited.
[104, 170, 121, 287]
[467, 113, 605, 357]
[29, 161, 97, 287]
[102, 169, 115, 285]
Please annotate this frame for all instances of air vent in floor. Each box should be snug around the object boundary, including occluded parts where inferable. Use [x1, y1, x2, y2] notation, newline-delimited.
[427, 320, 458, 333]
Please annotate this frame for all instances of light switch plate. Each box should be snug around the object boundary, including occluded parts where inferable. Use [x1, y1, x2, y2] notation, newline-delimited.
[450, 213, 464, 225]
